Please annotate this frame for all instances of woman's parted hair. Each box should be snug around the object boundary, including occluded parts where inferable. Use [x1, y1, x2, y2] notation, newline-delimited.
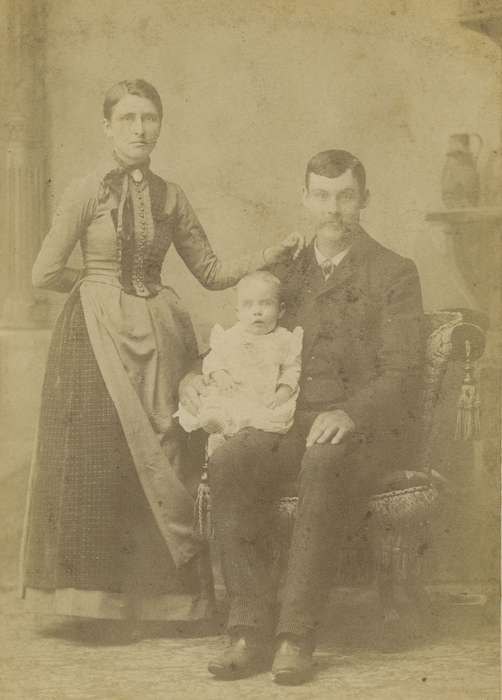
[103, 79, 163, 121]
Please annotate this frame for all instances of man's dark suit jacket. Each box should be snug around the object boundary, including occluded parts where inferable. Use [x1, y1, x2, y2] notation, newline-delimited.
[272, 228, 425, 471]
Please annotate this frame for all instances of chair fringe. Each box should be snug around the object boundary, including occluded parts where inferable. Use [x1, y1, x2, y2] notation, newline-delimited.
[455, 339, 481, 441]
[373, 521, 430, 582]
[194, 457, 213, 540]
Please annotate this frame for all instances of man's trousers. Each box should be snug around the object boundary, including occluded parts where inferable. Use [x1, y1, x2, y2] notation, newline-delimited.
[208, 411, 381, 639]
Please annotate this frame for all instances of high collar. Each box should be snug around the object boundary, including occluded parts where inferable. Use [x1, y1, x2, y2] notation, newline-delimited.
[305, 225, 372, 269]
[96, 152, 152, 185]
[96, 153, 153, 203]
[314, 241, 351, 267]
[292, 226, 373, 298]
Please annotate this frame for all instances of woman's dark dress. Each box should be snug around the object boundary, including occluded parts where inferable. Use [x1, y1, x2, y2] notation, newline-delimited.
[21, 158, 266, 619]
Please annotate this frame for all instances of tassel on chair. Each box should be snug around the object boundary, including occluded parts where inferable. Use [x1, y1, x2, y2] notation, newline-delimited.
[455, 339, 481, 441]
[194, 451, 213, 539]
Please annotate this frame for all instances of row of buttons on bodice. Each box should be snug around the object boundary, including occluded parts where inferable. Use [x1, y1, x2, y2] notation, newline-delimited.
[129, 171, 155, 297]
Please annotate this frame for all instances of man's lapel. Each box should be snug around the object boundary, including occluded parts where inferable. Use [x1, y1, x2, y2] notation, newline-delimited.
[289, 243, 323, 359]
[312, 227, 373, 299]
[280, 229, 374, 359]
[299, 229, 374, 358]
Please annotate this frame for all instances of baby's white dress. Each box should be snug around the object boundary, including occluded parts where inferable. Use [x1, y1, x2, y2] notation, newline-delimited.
[177, 323, 303, 436]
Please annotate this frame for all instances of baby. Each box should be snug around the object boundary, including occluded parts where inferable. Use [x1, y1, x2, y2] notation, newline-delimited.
[176, 271, 303, 441]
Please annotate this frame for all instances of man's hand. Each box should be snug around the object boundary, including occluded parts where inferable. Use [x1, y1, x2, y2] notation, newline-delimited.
[306, 410, 355, 448]
[178, 372, 208, 416]
[264, 232, 306, 264]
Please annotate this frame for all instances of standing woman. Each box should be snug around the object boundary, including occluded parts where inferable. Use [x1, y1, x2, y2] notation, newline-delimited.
[21, 79, 300, 628]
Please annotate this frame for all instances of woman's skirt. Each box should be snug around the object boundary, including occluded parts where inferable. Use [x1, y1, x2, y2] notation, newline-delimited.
[21, 290, 214, 621]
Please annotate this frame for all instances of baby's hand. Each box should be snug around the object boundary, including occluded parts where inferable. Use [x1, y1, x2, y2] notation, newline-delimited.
[269, 384, 294, 408]
[211, 370, 239, 393]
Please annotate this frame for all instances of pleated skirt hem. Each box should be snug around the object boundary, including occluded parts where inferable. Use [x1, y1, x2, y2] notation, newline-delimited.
[22, 586, 215, 621]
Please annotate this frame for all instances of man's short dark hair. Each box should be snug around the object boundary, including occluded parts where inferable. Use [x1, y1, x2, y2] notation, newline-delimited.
[305, 149, 366, 193]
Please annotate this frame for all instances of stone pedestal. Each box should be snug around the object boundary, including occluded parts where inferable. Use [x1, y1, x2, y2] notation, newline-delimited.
[0, 3, 51, 489]
[417, 2, 502, 592]
[426, 209, 501, 586]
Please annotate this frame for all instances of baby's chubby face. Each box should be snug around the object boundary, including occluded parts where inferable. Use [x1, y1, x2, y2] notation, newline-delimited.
[236, 278, 284, 335]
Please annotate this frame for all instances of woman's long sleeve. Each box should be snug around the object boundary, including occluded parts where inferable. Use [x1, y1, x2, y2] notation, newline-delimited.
[172, 186, 267, 290]
[32, 180, 95, 292]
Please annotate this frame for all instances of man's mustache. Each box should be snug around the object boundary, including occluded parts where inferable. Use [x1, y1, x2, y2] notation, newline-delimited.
[318, 218, 354, 231]
[129, 138, 158, 145]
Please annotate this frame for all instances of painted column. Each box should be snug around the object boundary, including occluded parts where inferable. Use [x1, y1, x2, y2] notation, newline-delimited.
[1, 0, 49, 328]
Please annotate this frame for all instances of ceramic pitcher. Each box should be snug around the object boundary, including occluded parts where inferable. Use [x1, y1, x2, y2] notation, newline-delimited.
[441, 133, 483, 208]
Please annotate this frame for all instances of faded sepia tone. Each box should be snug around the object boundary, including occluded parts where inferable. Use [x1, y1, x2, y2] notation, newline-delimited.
[0, 1, 500, 698]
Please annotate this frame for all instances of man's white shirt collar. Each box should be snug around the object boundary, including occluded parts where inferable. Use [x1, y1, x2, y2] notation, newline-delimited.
[314, 242, 351, 268]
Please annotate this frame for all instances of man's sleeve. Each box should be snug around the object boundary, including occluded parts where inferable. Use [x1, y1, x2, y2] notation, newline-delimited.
[277, 327, 304, 390]
[336, 258, 425, 433]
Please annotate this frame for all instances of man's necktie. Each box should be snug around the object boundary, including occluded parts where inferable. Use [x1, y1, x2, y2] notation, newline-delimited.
[321, 259, 334, 281]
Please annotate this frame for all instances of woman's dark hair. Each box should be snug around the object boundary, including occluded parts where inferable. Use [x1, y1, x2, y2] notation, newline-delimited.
[305, 149, 366, 193]
[103, 79, 163, 121]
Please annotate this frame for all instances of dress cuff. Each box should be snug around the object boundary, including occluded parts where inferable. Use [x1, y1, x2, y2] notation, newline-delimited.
[50, 267, 82, 293]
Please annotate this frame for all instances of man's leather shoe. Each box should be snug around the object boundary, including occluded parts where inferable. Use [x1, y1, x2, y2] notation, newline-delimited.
[271, 635, 314, 685]
[208, 630, 269, 679]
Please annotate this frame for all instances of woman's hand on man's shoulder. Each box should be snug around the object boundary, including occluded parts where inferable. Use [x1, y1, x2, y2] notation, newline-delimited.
[264, 232, 306, 265]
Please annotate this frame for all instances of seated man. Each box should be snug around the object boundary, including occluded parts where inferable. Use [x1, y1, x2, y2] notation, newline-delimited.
[180, 149, 424, 685]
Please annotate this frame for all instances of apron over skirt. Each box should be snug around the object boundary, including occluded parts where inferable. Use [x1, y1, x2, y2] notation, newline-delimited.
[21, 285, 214, 621]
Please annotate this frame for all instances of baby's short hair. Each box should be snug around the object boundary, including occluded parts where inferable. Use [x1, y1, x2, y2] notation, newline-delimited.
[236, 271, 283, 301]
